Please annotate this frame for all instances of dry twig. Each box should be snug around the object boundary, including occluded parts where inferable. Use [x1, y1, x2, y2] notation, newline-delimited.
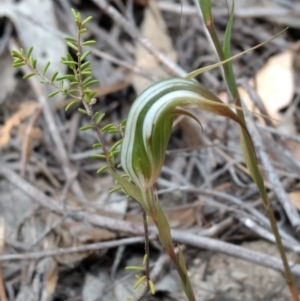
[1, 164, 300, 277]
[92, 0, 186, 77]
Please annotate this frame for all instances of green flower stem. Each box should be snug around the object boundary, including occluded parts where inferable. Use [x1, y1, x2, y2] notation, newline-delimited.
[141, 188, 156, 222]
[142, 188, 196, 301]
[264, 198, 299, 300]
[199, 1, 299, 299]
[135, 209, 151, 301]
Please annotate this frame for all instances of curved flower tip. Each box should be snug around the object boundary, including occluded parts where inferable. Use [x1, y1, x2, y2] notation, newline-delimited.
[121, 77, 251, 189]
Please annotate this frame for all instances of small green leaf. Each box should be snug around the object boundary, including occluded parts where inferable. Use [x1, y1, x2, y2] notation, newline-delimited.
[133, 276, 146, 289]
[92, 142, 102, 148]
[66, 53, 75, 61]
[80, 125, 94, 131]
[108, 129, 121, 134]
[71, 8, 77, 19]
[76, 12, 81, 23]
[30, 57, 37, 69]
[84, 91, 97, 99]
[92, 111, 99, 120]
[23, 72, 36, 79]
[79, 28, 88, 34]
[81, 70, 92, 75]
[12, 62, 26, 68]
[83, 79, 98, 88]
[65, 100, 79, 111]
[149, 280, 155, 295]
[143, 254, 147, 265]
[96, 113, 105, 124]
[66, 89, 79, 94]
[56, 75, 69, 81]
[65, 36, 77, 43]
[80, 61, 90, 69]
[83, 76, 92, 85]
[11, 50, 23, 59]
[110, 150, 121, 156]
[97, 165, 109, 174]
[81, 16, 93, 25]
[62, 61, 78, 67]
[110, 154, 115, 166]
[121, 119, 127, 127]
[13, 58, 22, 64]
[67, 42, 78, 51]
[80, 50, 91, 61]
[32, 59, 37, 69]
[42, 61, 51, 75]
[109, 139, 122, 153]
[90, 154, 106, 159]
[78, 108, 88, 114]
[51, 71, 58, 82]
[26, 46, 33, 59]
[48, 90, 60, 98]
[82, 68, 92, 73]
[82, 40, 96, 46]
[101, 123, 114, 132]
[65, 74, 77, 81]
[70, 81, 80, 86]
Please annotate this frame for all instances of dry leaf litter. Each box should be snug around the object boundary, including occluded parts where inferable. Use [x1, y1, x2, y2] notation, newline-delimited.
[0, 0, 300, 300]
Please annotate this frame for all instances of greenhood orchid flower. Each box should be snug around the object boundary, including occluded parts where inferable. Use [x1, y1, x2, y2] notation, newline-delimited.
[121, 77, 253, 190]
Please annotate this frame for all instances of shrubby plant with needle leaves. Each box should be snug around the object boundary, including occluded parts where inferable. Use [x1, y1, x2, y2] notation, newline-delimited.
[11, 1, 299, 300]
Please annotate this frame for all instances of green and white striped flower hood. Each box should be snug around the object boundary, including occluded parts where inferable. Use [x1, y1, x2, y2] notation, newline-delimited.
[121, 77, 252, 190]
